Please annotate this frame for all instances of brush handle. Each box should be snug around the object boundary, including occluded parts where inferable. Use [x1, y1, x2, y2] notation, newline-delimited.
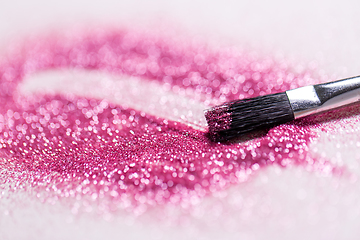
[286, 75, 360, 119]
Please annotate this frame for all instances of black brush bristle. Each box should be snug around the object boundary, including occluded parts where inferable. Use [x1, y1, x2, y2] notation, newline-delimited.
[205, 92, 295, 142]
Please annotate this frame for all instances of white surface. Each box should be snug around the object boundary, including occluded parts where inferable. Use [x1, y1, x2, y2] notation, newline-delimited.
[1, 0, 360, 240]
[19, 70, 208, 130]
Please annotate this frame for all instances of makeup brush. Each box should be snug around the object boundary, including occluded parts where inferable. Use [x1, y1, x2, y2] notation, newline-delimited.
[205, 75, 360, 142]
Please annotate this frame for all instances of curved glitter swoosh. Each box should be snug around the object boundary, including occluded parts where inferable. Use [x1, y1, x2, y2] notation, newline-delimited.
[0, 29, 337, 210]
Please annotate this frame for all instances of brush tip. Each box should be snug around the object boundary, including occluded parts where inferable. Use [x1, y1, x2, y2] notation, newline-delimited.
[205, 105, 231, 130]
[205, 93, 295, 142]
[204, 104, 231, 141]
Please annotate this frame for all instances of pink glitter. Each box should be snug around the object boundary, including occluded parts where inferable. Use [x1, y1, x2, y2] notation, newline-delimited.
[0, 29, 336, 210]
[205, 104, 231, 134]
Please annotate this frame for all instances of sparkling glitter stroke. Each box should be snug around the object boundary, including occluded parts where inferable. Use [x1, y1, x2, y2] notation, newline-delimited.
[0, 29, 337, 209]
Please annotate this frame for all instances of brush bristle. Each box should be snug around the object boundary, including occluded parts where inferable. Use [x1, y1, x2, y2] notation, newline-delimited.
[205, 92, 295, 142]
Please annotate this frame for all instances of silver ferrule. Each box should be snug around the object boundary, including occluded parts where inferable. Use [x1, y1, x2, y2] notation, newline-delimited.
[285, 75, 360, 119]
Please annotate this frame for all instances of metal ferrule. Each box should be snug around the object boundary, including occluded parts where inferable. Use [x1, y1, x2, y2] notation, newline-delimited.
[285, 75, 360, 119]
